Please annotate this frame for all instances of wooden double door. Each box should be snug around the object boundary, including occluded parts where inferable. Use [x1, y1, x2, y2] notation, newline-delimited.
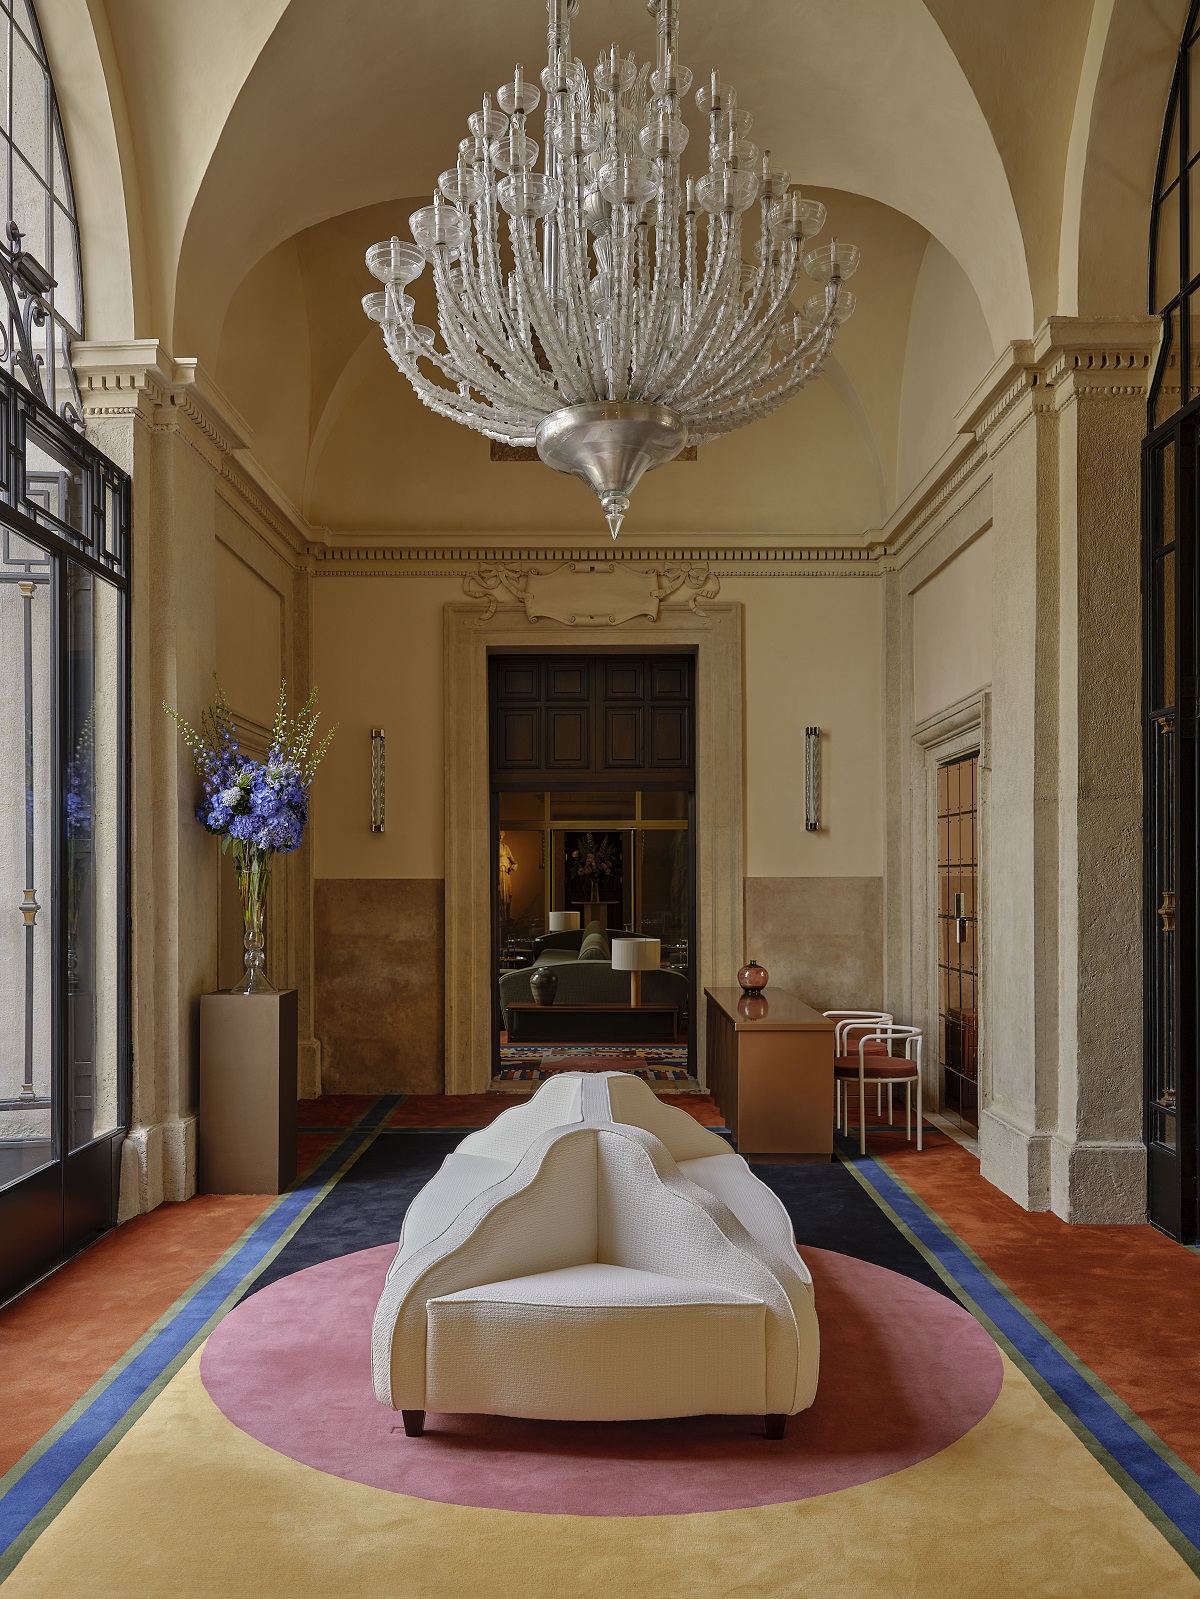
[490, 653, 693, 784]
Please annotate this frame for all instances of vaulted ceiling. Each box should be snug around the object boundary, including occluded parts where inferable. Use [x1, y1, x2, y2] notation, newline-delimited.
[43, 0, 1186, 537]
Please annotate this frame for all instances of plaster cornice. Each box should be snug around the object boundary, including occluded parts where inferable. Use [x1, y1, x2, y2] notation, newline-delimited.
[879, 316, 1162, 570]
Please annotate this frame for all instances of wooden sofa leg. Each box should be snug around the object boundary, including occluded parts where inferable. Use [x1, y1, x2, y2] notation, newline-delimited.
[764, 1413, 787, 1440]
[402, 1409, 425, 1438]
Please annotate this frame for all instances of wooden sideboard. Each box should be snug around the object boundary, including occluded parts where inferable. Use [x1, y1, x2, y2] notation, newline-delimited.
[704, 988, 835, 1158]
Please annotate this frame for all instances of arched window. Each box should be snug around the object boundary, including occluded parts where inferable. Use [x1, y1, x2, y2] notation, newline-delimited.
[0, 0, 83, 422]
[1149, 0, 1200, 428]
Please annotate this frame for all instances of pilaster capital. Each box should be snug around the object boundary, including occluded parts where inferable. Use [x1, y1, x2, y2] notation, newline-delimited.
[71, 339, 252, 463]
[1032, 316, 1159, 410]
[958, 317, 1160, 451]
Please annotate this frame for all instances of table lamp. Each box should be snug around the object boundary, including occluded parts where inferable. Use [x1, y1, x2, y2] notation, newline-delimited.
[611, 936, 661, 1007]
[548, 911, 581, 932]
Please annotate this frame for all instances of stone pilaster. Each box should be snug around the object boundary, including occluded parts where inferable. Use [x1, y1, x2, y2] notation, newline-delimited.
[1041, 319, 1158, 1221]
[74, 341, 317, 1215]
[952, 319, 1157, 1221]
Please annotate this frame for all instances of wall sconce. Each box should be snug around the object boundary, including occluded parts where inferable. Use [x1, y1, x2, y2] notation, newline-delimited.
[805, 725, 821, 832]
[370, 728, 386, 832]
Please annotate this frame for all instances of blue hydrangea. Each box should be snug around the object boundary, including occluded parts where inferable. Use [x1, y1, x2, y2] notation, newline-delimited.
[168, 677, 334, 864]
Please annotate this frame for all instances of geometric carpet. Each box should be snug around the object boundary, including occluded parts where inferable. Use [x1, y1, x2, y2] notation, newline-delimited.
[496, 1043, 691, 1084]
[2, 1094, 1200, 1595]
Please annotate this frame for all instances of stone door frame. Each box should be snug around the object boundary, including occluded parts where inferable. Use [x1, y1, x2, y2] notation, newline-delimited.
[443, 600, 744, 1094]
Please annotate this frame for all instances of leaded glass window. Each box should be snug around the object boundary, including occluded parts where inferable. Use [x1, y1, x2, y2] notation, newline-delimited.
[0, 0, 82, 423]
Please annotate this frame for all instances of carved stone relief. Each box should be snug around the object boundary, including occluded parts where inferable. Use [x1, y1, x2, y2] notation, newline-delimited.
[462, 559, 719, 624]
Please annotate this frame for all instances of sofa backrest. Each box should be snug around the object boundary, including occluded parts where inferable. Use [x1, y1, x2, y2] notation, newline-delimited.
[457, 1071, 726, 1163]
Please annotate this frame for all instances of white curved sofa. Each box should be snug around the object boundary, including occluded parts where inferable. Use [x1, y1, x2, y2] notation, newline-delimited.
[371, 1073, 819, 1439]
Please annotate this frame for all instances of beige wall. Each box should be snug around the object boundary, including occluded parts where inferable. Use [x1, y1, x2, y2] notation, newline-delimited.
[311, 574, 462, 879]
[214, 535, 284, 727]
[912, 529, 994, 724]
[312, 573, 885, 885]
[725, 577, 884, 879]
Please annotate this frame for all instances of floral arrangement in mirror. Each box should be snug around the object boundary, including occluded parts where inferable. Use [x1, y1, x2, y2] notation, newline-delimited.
[165, 678, 336, 994]
[570, 832, 619, 903]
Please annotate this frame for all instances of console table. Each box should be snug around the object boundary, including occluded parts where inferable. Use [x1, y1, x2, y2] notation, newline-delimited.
[507, 1001, 680, 1044]
[704, 988, 835, 1158]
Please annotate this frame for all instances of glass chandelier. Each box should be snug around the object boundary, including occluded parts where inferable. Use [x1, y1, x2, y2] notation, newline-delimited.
[363, 0, 859, 538]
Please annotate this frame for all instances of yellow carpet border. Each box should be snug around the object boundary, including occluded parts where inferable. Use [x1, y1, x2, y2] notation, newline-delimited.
[2, 1344, 1198, 1598]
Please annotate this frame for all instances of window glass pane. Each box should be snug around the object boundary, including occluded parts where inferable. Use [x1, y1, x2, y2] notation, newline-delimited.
[10, 24, 44, 176]
[52, 124, 70, 212]
[1154, 306, 1182, 427]
[640, 827, 689, 948]
[498, 790, 544, 822]
[1156, 182, 1182, 312]
[1156, 436, 1176, 551]
[67, 564, 122, 1148]
[10, 149, 44, 263]
[1162, 95, 1181, 194]
[25, 422, 83, 529]
[1157, 550, 1177, 712]
[549, 790, 636, 822]
[640, 789, 687, 820]
[0, 557, 54, 1189]
[52, 199, 79, 329]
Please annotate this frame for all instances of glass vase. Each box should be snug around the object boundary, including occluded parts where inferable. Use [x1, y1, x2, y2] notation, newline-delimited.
[232, 843, 276, 994]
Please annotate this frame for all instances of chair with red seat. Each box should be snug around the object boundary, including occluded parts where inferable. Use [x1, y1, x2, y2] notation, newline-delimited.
[833, 1022, 923, 1157]
[825, 1012, 892, 1128]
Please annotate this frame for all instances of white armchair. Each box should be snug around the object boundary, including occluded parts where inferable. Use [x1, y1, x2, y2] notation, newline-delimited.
[371, 1072, 819, 1439]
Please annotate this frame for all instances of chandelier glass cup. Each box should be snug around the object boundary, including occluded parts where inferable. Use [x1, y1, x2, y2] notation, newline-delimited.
[363, 0, 859, 538]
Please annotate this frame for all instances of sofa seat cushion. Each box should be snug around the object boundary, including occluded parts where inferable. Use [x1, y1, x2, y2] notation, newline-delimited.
[425, 1263, 767, 1420]
[434, 1262, 761, 1309]
[531, 948, 580, 966]
[834, 1055, 919, 1080]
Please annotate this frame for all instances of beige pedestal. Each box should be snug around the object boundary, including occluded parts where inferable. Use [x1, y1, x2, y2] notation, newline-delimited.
[199, 990, 298, 1194]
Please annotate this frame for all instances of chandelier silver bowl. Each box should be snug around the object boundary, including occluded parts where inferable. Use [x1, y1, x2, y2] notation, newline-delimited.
[363, 0, 859, 538]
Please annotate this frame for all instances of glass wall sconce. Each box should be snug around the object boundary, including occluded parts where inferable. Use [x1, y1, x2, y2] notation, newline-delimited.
[371, 728, 386, 832]
[805, 725, 821, 832]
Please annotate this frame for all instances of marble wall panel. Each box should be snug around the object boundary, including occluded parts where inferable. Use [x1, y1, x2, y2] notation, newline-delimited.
[314, 879, 444, 1093]
[744, 877, 884, 1015]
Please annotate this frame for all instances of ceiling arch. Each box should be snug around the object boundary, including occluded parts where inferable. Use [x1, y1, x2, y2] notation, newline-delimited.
[175, 0, 1031, 368]
[1066, 0, 1190, 318]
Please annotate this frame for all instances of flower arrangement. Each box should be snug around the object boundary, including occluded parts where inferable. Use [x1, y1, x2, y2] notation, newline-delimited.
[165, 677, 335, 993]
[569, 832, 619, 903]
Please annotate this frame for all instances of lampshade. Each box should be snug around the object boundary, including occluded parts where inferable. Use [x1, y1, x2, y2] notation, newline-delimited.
[611, 936, 661, 972]
[548, 910, 581, 932]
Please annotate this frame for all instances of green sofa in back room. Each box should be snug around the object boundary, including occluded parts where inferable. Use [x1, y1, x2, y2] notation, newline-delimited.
[498, 920, 689, 1033]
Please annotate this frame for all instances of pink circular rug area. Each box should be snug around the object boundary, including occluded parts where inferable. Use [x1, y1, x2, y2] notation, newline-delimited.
[199, 1244, 1002, 1517]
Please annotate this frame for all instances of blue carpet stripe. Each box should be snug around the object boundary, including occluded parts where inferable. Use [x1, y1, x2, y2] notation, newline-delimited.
[0, 1095, 398, 1565]
[844, 1142, 1200, 1563]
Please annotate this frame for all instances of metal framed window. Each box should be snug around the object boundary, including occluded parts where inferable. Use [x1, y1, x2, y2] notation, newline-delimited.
[1144, 0, 1200, 1241]
[0, 0, 129, 1303]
